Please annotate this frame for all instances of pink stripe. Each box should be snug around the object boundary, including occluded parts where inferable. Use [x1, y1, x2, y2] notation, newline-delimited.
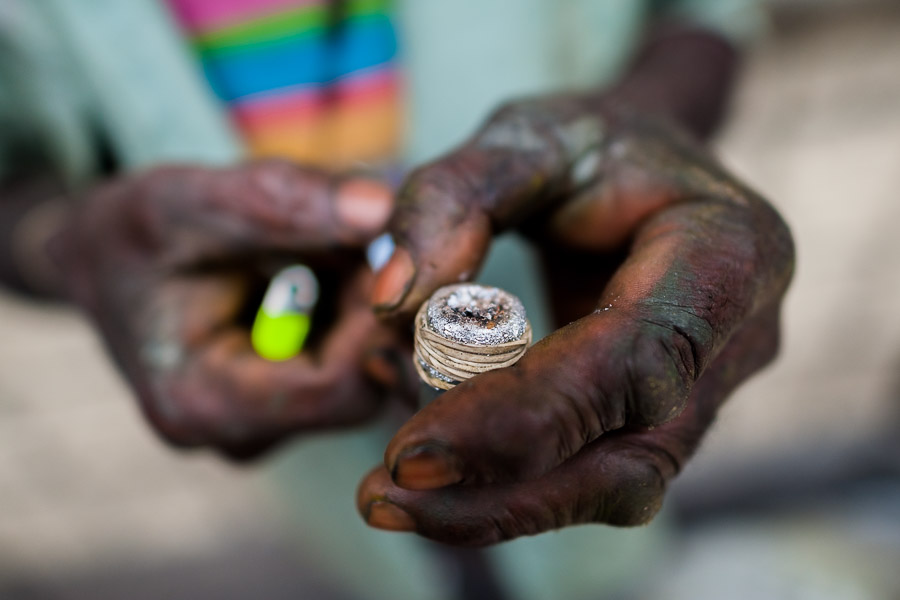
[334, 66, 400, 95]
[334, 68, 401, 107]
[166, 0, 322, 32]
[232, 88, 324, 125]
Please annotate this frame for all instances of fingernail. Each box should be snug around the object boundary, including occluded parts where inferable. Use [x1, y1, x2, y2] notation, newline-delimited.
[366, 501, 415, 532]
[336, 179, 392, 234]
[371, 246, 415, 310]
[393, 445, 462, 490]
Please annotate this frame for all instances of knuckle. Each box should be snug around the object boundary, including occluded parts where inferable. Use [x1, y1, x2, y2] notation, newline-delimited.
[626, 326, 696, 426]
[663, 325, 700, 383]
[466, 507, 541, 547]
[417, 494, 556, 547]
[477, 99, 551, 153]
[597, 450, 668, 527]
[490, 508, 541, 543]
[418, 515, 504, 548]
[541, 380, 603, 466]
[395, 162, 479, 237]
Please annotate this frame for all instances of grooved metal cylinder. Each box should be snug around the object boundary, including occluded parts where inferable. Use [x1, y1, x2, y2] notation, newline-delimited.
[414, 283, 531, 403]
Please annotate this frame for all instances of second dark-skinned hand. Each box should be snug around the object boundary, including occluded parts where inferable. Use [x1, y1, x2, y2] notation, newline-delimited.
[56, 160, 414, 459]
[357, 94, 795, 545]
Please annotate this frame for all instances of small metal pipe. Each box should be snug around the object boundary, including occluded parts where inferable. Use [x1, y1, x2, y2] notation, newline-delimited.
[414, 282, 530, 405]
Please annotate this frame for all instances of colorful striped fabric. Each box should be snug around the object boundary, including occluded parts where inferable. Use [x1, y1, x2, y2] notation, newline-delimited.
[166, 0, 401, 167]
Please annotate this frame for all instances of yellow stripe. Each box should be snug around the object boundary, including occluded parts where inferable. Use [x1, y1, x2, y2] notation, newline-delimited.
[245, 96, 402, 167]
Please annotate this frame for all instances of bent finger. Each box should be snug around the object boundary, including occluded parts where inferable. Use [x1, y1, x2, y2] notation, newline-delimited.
[359, 315, 782, 545]
[372, 97, 609, 318]
[359, 427, 675, 547]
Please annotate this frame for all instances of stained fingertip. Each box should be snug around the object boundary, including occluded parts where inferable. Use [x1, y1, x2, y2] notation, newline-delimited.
[392, 444, 462, 490]
[365, 501, 416, 532]
[371, 246, 416, 311]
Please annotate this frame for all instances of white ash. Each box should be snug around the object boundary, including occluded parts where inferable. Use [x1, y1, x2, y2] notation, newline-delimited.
[426, 284, 527, 346]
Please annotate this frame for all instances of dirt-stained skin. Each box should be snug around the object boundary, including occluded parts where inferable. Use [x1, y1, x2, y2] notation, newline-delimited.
[42, 24, 793, 549]
[57, 161, 415, 458]
[359, 87, 795, 546]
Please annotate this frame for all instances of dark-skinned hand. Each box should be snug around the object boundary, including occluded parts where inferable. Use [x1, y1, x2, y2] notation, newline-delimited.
[57, 160, 413, 459]
[357, 94, 795, 546]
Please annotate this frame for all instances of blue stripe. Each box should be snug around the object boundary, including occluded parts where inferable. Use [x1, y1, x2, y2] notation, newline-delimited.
[333, 14, 398, 78]
[202, 35, 330, 100]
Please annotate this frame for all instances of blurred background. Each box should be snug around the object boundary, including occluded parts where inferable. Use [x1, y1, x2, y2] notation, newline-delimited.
[2, 0, 899, 598]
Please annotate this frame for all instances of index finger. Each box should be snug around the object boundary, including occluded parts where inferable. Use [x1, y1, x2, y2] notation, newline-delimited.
[371, 97, 609, 317]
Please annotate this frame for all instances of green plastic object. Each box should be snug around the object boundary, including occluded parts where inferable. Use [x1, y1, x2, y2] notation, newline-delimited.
[252, 308, 312, 361]
[251, 265, 319, 361]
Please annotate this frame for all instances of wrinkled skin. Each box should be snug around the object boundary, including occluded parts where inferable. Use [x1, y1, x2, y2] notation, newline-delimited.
[358, 94, 795, 546]
[57, 160, 414, 459]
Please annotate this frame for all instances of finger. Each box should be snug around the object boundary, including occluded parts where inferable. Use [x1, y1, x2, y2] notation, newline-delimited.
[141, 268, 403, 454]
[359, 432, 669, 546]
[541, 116, 777, 254]
[372, 97, 607, 317]
[383, 310, 690, 489]
[522, 120, 707, 329]
[544, 118, 704, 252]
[358, 315, 781, 546]
[384, 185, 793, 489]
[130, 161, 392, 264]
[360, 399, 701, 547]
